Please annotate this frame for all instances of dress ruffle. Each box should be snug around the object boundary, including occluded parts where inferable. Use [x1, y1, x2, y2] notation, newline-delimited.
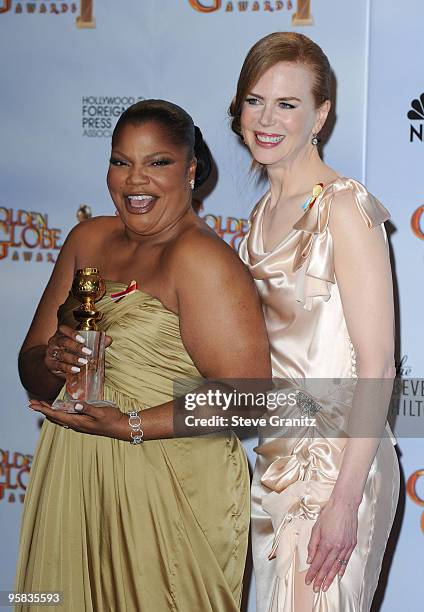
[260, 434, 342, 573]
[292, 178, 390, 311]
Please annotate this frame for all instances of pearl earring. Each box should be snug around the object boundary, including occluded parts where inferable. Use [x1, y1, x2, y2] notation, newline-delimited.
[189, 179, 195, 190]
[311, 133, 319, 146]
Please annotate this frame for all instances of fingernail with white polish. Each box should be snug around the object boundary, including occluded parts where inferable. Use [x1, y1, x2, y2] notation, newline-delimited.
[76, 335, 85, 344]
[81, 347, 92, 355]
[75, 403, 83, 412]
[78, 357, 88, 365]
[71, 366, 81, 373]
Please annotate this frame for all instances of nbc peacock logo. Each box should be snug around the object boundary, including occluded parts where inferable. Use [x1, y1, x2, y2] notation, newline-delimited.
[407, 93, 424, 142]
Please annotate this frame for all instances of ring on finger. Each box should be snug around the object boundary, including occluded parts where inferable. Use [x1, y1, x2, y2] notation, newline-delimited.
[63, 424, 69, 429]
[337, 559, 348, 565]
[51, 349, 60, 360]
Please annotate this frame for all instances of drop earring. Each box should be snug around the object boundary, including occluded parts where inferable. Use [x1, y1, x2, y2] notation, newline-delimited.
[311, 133, 319, 146]
[189, 179, 195, 190]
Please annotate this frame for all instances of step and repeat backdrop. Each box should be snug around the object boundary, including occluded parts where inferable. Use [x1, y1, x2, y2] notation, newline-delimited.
[0, 0, 422, 609]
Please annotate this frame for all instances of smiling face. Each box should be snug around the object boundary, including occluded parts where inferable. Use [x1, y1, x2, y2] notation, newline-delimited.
[107, 121, 196, 239]
[240, 61, 329, 168]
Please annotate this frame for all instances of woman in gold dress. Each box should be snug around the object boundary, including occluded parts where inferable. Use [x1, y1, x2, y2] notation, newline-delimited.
[16, 100, 271, 611]
[231, 33, 400, 611]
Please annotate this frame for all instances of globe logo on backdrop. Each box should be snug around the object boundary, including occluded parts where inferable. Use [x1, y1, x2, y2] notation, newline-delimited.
[411, 204, 424, 240]
[0, 0, 95, 27]
[0, 449, 32, 504]
[408, 93, 424, 142]
[406, 469, 424, 533]
[188, 0, 314, 23]
[0, 207, 62, 263]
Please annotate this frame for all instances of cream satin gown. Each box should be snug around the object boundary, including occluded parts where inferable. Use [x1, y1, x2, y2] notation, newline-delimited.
[238, 177, 400, 612]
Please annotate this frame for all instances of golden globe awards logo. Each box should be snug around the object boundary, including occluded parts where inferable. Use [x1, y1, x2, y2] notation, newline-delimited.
[189, 0, 314, 22]
[0, 208, 63, 263]
[0, 0, 95, 27]
[406, 469, 424, 533]
[0, 449, 32, 504]
[411, 204, 424, 240]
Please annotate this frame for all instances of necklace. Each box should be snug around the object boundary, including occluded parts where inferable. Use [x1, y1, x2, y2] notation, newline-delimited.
[301, 182, 324, 211]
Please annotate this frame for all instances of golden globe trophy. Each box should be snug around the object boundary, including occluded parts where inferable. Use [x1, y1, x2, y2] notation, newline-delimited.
[53, 267, 111, 412]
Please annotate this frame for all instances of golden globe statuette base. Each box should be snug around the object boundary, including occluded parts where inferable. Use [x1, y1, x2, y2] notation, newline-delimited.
[292, 0, 314, 25]
[76, 0, 95, 28]
[53, 268, 113, 413]
[291, 15, 314, 25]
[76, 16, 96, 28]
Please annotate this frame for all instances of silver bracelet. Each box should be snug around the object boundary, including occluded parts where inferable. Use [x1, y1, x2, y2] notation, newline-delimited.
[128, 410, 144, 445]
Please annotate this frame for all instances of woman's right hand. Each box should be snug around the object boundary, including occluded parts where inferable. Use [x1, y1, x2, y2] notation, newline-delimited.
[44, 325, 95, 379]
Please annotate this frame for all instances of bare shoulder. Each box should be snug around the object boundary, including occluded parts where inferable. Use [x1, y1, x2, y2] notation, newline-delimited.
[330, 178, 387, 224]
[66, 216, 119, 242]
[168, 223, 252, 284]
[329, 185, 359, 220]
[328, 179, 387, 240]
[64, 216, 122, 260]
[328, 182, 389, 265]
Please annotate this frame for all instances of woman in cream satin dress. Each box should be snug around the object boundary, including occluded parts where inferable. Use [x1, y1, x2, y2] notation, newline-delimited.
[232, 33, 400, 611]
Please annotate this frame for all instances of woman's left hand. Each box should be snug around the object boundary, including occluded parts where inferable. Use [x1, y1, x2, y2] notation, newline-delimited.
[28, 399, 129, 441]
[305, 497, 358, 592]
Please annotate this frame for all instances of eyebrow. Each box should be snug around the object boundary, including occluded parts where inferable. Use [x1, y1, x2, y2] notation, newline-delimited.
[247, 92, 302, 102]
[111, 149, 174, 160]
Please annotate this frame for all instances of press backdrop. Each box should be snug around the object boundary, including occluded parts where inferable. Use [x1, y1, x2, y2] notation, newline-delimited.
[0, 1, 422, 609]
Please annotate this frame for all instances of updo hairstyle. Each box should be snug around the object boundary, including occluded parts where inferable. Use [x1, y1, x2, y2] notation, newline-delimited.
[113, 99, 212, 190]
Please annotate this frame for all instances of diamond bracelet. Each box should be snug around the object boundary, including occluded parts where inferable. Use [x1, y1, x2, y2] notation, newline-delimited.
[128, 410, 144, 445]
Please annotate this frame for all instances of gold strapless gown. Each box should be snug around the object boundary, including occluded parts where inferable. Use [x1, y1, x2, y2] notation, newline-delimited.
[15, 282, 250, 612]
[238, 178, 400, 612]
